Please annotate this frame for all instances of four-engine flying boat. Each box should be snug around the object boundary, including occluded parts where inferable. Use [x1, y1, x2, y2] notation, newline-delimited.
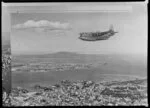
[79, 25, 118, 41]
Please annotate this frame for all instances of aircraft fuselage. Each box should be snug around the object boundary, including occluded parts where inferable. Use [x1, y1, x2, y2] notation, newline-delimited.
[79, 30, 118, 41]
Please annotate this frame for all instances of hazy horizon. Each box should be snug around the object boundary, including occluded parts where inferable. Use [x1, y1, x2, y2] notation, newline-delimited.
[12, 51, 147, 58]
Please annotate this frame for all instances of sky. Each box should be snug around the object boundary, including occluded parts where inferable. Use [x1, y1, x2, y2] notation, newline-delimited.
[10, 3, 147, 55]
[2, 6, 11, 46]
[2, 6, 11, 32]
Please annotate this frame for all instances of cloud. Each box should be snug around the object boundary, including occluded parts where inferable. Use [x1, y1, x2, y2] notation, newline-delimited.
[12, 20, 72, 31]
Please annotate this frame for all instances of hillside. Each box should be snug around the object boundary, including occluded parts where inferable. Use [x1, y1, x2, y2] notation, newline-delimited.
[3, 78, 147, 106]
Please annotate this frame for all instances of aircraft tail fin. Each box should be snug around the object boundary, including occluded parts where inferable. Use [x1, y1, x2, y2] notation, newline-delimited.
[109, 24, 114, 31]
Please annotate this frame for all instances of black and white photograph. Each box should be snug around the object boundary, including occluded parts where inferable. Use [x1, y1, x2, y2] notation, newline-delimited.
[2, 2, 148, 106]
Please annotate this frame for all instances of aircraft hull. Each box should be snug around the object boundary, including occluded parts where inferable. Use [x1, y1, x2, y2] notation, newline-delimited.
[79, 34, 112, 41]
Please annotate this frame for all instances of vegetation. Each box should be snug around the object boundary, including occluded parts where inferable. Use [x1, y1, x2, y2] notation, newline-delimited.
[2, 53, 11, 106]
[6, 78, 147, 106]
